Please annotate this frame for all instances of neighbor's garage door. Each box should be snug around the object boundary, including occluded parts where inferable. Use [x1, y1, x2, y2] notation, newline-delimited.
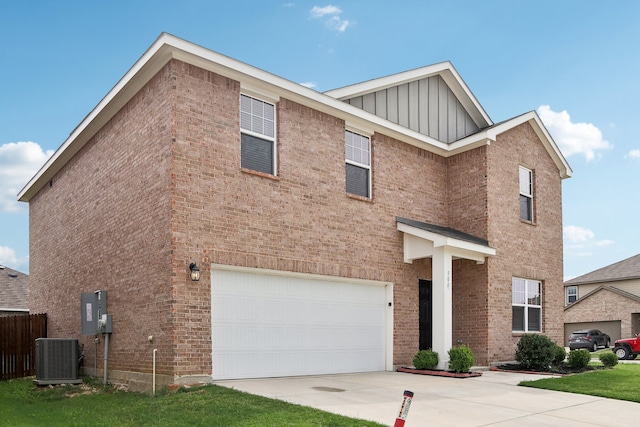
[564, 321, 621, 346]
[211, 267, 390, 380]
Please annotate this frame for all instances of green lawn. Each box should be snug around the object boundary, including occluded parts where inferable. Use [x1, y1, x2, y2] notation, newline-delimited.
[0, 378, 385, 427]
[520, 363, 640, 403]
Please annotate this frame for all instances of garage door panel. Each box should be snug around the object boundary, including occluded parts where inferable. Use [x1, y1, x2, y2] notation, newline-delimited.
[211, 268, 389, 380]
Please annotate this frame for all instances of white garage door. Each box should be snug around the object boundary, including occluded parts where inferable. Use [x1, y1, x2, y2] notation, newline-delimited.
[211, 266, 392, 380]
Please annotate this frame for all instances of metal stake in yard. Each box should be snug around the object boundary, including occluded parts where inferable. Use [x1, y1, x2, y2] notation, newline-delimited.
[394, 390, 414, 427]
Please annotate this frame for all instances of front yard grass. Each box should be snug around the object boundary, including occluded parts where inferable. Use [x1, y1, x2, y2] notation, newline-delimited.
[0, 377, 385, 426]
[519, 363, 640, 403]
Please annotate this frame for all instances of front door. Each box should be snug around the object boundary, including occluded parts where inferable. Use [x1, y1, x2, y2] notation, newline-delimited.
[419, 279, 432, 350]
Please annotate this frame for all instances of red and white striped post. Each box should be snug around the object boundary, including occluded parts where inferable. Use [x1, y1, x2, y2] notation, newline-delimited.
[393, 390, 414, 427]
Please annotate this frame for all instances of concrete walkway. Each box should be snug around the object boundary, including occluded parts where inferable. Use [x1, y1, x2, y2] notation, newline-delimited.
[215, 370, 638, 426]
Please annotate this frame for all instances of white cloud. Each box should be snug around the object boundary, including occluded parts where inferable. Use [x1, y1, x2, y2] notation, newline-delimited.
[310, 5, 350, 32]
[0, 141, 54, 213]
[299, 82, 317, 89]
[310, 5, 341, 17]
[282, 2, 295, 7]
[537, 105, 612, 161]
[595, 239, 615, 247]
[0, 246, 28, 271]
[563, 225, 595, 243]
[625, 149, 640, 160]
[327, 16, 349, 32]
[0, 246, 19, 267]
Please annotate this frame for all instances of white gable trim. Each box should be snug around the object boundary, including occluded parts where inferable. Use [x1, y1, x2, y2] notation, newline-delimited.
[323, 62, 492, 129]
[449, 111, 572, 179]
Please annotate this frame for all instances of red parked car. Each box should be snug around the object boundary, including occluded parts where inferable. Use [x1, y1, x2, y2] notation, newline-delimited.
[612, 332, 640, 360]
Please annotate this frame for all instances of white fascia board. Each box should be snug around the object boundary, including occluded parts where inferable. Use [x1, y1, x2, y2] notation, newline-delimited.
[18, 34, 175, 202]
[324, 62, 453, 99]
[397, 222, 495, 265]
[18, 34, 457, 201]
[449, 111, 573, 179]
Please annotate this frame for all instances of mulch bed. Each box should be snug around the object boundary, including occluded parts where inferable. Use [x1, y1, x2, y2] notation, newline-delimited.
[491, 363, 605, 375]
[397, 367, 482, 378]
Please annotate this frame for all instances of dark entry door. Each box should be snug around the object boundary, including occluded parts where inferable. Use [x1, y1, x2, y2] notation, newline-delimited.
[419, 279, 433, 350]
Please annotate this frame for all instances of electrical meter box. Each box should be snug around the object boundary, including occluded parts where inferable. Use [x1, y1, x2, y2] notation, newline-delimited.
[81, 291, 111, 334]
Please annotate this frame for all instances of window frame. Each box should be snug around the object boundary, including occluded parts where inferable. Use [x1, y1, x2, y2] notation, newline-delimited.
[345, 129, 372, 198]
[512, 277, 542, 333]
[567, 286, 577, 304]
[240, 94, 277, 176]
[519, 166, 534, 222]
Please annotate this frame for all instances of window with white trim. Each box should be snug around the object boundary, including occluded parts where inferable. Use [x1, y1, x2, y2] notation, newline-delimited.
[567, 286, 577, 304]
[512, 277, 541, 332]
[345, 130, 371, 198]
[519, 166, 533, 221]
[240, 94, 276, 175]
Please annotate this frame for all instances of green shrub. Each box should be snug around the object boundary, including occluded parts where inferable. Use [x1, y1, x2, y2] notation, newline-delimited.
[515, 334, 556, 370]
[413, 349, 439, 370]
[567, 349, 591, 369]
[599, 351, 618, 368]
[448, 345, 475, 373]
[552, 345, 567, 365]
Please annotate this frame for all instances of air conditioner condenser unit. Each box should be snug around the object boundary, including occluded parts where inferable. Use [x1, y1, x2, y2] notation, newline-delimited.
[35, 338, 83, 385]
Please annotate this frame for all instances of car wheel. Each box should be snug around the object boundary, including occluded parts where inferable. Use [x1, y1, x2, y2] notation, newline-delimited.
[630, 354, 638, 360]
[605, 339, 610, 348]
[592, 342, 598, 352]
[615, 347, 629, 360]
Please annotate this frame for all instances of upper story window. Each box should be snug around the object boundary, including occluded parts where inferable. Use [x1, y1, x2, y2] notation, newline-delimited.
[567, 286, 577, 304]
[519, 166, 533, 221]
[240, 94, 276, 175]
[345, 130, 371, 198]
[512, 277, 541, 332]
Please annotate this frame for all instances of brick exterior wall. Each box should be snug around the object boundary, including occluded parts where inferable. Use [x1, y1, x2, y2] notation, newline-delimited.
[29, 64, 175, 386]
[485, 123, 565, 361]
[28, 58, 566, 387]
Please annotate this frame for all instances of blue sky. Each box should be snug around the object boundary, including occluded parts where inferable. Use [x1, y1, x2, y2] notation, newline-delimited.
[1, 1, 639, 280]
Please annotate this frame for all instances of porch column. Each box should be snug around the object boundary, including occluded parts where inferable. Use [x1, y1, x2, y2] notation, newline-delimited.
[432, 246, 453, 370]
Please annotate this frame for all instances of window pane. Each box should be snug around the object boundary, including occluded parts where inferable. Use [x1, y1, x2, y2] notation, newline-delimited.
[346, 164, 369, 197]
[512, 306, 524, 331]
[519, 167, 531, 195]
[528, 281, 541, 306]
[241, 95, 275, 138]
[520, 195, 532, 221]
[512, 278, 525, 304]
[345, 130, 370, 166]
[241, 133, 273, 175]
[528, 307, 541, 331]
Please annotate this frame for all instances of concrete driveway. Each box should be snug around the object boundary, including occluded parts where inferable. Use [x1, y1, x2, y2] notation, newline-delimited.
[215, 369, 638, 426]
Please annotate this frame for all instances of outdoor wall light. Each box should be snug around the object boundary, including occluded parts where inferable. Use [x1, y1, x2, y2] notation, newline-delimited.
[189, 262, 200, 281]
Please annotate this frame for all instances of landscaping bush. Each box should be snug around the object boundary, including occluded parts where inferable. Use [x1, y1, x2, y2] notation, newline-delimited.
[567, 349, 591, 369]
[448, 345, 474, 373]
[413, 349, 439, 370]
[552, 345, 567, 365]
[515, 334, 556, 370]
[599, 351, 618, 368]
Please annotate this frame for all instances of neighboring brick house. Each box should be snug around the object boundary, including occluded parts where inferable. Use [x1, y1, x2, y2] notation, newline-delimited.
[564, 253, 640, 344]
[18, 33, 571, 390]
[0, 266, 29, 316]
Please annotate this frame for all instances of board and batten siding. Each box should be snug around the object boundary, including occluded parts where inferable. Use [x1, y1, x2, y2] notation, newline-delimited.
[345, 75, 479, 143]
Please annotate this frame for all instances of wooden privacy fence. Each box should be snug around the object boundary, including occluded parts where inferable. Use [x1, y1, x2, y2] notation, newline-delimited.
[0, 314, 47, 380]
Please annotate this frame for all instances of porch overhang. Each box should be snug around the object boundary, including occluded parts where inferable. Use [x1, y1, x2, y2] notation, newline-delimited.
[397, 217, 496, 264]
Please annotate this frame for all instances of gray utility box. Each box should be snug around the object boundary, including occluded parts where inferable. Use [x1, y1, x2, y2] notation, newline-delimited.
[81, 290, 111, 334]
[35, 338, 82, 385]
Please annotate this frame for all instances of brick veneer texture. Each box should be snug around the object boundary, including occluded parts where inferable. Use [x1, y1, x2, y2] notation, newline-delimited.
[28, 58, 565, 384]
